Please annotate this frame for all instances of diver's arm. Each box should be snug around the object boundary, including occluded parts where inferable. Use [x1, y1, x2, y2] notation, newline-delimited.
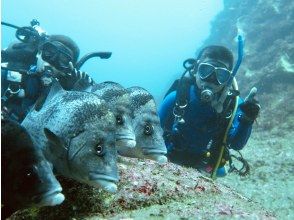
[22, 75, 42, 101]
[159, 91, 177, 147]
[1, 69, 9, 94]
[227, 99, 253, 150]
[159, 91, 176, 129]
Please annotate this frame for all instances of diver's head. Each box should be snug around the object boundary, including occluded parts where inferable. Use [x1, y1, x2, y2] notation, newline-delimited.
[36, 35, 80, 74]
[2, 41, 38, 71]
[195, 46, 234, 103]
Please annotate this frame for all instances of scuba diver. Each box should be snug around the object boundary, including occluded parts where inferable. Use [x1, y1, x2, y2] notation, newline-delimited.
[1, 20, 96, 122]
[35, 34, 94, 90]
[159, 38, 260, 178]
[1, 20, 47, 121]
[2, 19, 113, 122]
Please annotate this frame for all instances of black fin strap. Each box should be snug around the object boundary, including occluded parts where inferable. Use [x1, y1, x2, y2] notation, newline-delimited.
[228, 150, 250, 176]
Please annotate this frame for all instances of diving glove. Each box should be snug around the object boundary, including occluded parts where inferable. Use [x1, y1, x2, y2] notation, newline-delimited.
[239, 87, 260, 122]
[68, 62, 95, 91]
[71, 68, 94, 85]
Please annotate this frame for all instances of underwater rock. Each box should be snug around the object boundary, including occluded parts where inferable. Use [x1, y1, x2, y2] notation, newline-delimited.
[203, 0, 294, 94]
[202, 0, 294, 133]
[2, 119, 64, 219]
[9, 157, 275, 220]
[22, 82, 119, 193]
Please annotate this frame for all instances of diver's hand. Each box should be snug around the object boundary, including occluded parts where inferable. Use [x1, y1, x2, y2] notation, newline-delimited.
[68, 62, 95, 85]
[239, 87, 260, 122]
[72, 69, 95, 85]
[67, 62, 95, 91]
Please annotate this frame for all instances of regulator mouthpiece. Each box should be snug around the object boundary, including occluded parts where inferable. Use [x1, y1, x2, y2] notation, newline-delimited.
[201, 89, 213, 103]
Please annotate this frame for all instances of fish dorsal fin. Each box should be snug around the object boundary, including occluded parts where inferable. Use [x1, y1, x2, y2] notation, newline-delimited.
[72, 80, 93, 92]
[46, 80, 65, 101]
[34, 80, 64, 112]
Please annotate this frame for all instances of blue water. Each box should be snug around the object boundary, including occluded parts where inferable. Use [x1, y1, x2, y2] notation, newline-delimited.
[1, 0, 223, 104]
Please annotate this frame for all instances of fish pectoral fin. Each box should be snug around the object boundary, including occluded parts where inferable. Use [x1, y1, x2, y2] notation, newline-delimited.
[44, 128, 67, 153]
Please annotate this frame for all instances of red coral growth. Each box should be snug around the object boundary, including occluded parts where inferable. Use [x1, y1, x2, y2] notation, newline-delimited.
[135, 181, 156, 196]
[195, 185, 206, 192]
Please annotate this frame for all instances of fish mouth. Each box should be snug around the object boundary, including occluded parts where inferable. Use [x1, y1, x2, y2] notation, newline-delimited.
[32, 187, 65, 207]
[142, 148, 168, 164]
[117, 147, 142, 158]
[88, 172, 119, 193]
[115, 134, 136, 148]
[142, 148, 167, 155]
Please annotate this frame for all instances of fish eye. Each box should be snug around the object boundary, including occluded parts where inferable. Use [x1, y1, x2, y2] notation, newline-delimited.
[116, 115, 124, 125]
[95, 142, 105, 156]
[144, 123, 154, 135]
[24, 168, 34, 178]
[22, 167, 39, 185]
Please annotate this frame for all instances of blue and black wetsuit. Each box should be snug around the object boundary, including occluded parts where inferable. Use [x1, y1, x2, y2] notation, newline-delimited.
[159, 84, 253, 171]
[1, 67, 47, 122]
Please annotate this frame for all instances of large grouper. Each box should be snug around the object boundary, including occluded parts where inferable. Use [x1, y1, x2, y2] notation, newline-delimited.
[118, 86, 167, 164]
[91, 81, 136, 149]
[22, 82, 119, 193]
[2, 119, 64, 218]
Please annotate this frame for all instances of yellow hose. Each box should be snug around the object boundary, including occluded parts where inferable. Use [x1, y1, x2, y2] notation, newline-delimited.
[211, 78, 239, 180]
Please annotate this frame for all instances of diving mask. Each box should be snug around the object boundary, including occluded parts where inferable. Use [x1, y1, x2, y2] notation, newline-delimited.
[198, 62, 231, 85]
[40, 41, 73, 72]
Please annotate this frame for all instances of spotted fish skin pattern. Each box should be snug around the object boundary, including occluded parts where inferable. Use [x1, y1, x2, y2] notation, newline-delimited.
[22, 84, 119, 192]
[91, 81, 136, 149]
[118, 86, 167, 163]
[2, 119, 64, 218]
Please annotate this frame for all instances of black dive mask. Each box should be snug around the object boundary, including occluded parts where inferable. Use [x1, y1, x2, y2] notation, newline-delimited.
[198, 62, 231, 85]
[41, 41, 73, 72]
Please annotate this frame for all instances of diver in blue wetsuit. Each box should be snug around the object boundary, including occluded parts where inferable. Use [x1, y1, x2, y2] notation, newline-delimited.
[159, 44, 260, 178]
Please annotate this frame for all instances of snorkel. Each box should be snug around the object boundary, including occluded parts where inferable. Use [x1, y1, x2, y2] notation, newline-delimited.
[211, 35, 244, 113]
[76, 52, 112, 70]
[228, 35, 244, 88]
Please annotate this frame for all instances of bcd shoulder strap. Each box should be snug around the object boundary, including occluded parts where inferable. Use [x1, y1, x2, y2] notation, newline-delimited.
[172, 59, 197, 123]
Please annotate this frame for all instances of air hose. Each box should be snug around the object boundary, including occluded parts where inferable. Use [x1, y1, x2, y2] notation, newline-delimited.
[211, 79, 239, 180]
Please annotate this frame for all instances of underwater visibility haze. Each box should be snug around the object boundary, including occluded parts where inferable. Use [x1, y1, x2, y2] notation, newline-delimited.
[1, 0, 294, 219]
[2, 0, 223, 103]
